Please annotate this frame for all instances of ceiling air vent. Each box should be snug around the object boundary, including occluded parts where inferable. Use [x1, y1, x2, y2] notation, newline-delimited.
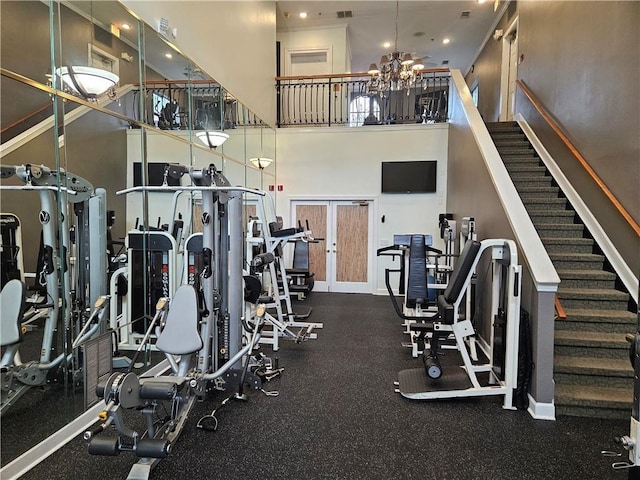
[442, 60, 449, 65]
[460, 11, 471, 19]
[337, 11, 353, 19]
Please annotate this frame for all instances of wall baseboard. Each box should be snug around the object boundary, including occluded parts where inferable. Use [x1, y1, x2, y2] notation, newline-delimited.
[527, 393, 556, 420]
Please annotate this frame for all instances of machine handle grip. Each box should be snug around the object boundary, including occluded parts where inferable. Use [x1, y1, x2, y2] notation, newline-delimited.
[83, 423, 106, 441]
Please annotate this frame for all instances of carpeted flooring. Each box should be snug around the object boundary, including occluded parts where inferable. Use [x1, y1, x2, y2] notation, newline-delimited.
[4, 293, 635, 479]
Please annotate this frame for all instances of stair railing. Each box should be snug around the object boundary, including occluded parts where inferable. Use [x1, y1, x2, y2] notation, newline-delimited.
[515, 80, 638, 305]
[516, 80, 639, 237]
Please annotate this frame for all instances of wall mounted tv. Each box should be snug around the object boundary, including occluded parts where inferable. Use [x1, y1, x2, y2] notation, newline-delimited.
[381, 161, 437, 194]
[133, 162, 180, 187]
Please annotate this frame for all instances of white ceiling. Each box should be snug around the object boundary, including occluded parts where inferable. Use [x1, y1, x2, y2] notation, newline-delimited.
[276, 0, 506, 73]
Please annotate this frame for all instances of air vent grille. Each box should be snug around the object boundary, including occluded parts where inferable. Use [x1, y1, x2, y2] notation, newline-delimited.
[460, 11, 471, 19]
[442, 60, 449, 65]
[337, 11, 353, 18]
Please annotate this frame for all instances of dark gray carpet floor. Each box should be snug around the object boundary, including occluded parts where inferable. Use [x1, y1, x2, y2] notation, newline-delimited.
[4, 293, 635, 479]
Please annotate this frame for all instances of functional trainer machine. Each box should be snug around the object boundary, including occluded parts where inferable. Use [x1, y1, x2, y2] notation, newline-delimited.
[85, 164, 279, 479]
[394, 238, 522, 409]
[0, 164, 109, 414]
[246, 199, 323, 350]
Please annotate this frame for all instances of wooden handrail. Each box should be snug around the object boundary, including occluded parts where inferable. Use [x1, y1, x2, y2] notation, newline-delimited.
[1, 103, 52, 134]
[516, 79, 640, 237]
[554, 295, 567, 320]
[275, 68, 450, 82]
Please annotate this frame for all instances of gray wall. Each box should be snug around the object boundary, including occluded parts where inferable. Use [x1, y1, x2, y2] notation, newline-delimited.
[466, 1, 640, 274]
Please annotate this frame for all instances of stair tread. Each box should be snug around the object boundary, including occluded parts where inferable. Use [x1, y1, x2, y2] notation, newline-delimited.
[549, 252, 604, 259]
[543, 238, 593, 244]
[557, 287, 629, 300]
[562, 308, 637, 322]
[556, 269, 616, 278]
[555, 384, 632, 405]
[555, 330, 629, 346]
[555, 355, 632, 374]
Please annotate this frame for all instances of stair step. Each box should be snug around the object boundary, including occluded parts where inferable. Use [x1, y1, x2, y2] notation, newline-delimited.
[535, 223, 584, 238]
[499, 147, 539, 156]
[495, 140, 534, 149]
[513, 178, 554, 188]
[486, 121, 519, 132]
[554, 330, 630, 359]
[549, 252, 604, 270]
[490, 133, 526, 141]
[505, 164, 547, 174]
[555, 384, 632, 419]
[554, 355, 632, 377]
[555, 308, 637, 333]
[502, 157, 541, 166]
[525, 198, 569, 210]
[557, 287, 630, 310]
[554, 370, 633, 389]
[530, 209, 576, 224]
[517, 186, 561, 200]
[542, 238, 594, 254]
[556, 269, 616, 288]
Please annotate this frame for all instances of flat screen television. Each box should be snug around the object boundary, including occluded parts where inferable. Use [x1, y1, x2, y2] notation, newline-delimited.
[381, 161, 437, 193]
[133, 162, 180, 187]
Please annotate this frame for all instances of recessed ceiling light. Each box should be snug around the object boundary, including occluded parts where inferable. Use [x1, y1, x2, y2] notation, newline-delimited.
[383, 41, 391, 49]
[299, 12, 308, 19]
[121, 23, 131, 30]
[165, 53, 173, 59]
[443, 38, 451, 44]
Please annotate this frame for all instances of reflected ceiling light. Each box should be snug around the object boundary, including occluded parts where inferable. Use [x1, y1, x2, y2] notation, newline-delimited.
[367, 1, 424, 94]
[121, 23, 131, 30]
[299, 12, 308, 19]
[55, 66, 119, 100]
[196, 130, 229, 149]
[165, 53, 173, 59]
[443, 38, 451, 44]
[249, 157, 273, 170]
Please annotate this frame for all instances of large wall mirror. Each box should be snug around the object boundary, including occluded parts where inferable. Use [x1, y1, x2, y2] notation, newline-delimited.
[0, 0, 277, 469]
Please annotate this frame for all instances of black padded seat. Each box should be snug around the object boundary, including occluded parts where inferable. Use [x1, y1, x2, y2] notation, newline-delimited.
[438, 240, 481, 324]
[406, 235, 428, 309]
[0, 279, 25, 347]
[155, 285, 203, 355]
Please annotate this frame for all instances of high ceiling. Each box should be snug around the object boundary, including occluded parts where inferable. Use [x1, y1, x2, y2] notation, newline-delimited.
[276, 0, 506, 73]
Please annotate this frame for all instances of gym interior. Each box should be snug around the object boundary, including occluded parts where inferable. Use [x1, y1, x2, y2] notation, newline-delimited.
[1, 2, 638, 479]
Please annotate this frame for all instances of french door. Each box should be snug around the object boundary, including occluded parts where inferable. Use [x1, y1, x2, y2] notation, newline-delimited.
[291, 199, 373, 293]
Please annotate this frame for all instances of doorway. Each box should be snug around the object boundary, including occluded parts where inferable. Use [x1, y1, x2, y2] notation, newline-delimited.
[499, 17, 519, 121]
[291, 199, 374, 293]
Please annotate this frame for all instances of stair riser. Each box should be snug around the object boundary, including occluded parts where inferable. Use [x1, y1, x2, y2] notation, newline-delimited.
[554, 372, 633, 389]
[505, 163, 546, 171]
[535, 226, 584, 238]
[555, 320, 635, 334]
[503, 158, 541, 166]
[555, 405, 630, 420]
[519, 193, 561, 203]
[554, 345, 629, 360]
[551, 259, 604, 270]
[508, 171, 549, 179]
[496, 142, 533, 149]
[515, 181, 555, 191]
[531, 214, 577, 225]
[525, 201, 569, 210]
[558, 277, 615, 289]
[544, 243, 593, 254]
[498, 148, 536, 156]
[557, 298, 629, 310]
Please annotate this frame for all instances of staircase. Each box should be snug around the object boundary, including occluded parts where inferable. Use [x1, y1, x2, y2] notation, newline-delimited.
[486, 121, 636, 419]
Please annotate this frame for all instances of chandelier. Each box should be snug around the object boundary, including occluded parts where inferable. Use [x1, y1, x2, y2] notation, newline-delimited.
[367, 1, 424, 95]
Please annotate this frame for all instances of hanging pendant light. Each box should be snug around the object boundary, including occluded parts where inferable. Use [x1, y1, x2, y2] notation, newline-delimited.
[368, 1, 423, 94]
[196, 131, 229, 149]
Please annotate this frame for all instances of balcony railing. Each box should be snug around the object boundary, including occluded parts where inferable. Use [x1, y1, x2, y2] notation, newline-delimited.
[140, 80, 265, 130]
[275, 69, 450, 128]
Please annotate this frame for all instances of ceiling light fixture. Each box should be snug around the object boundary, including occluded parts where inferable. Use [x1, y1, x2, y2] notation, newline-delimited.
[55, 66, 119, 100]
[367, 1, 424, 94]
[443, 38, 451, 44]
[249, 157, 273, 170]
[53, 3, 118, 101]
[299, 12, 308, 19]
[196, 131, 229, 149]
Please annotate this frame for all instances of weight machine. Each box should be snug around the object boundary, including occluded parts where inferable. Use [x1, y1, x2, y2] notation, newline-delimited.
[394, 239, 522, 409]
[86, 164, 278, 479]
[246, 198, 323, 351]
[0, 164, 109, 414]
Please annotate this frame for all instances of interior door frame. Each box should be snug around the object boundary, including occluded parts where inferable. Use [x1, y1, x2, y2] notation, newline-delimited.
[290, 196, 377, 294]
[499, 15, 519, 121]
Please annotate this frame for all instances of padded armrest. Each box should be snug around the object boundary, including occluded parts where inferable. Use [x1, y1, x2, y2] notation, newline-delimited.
[437, 295, 455, 325]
